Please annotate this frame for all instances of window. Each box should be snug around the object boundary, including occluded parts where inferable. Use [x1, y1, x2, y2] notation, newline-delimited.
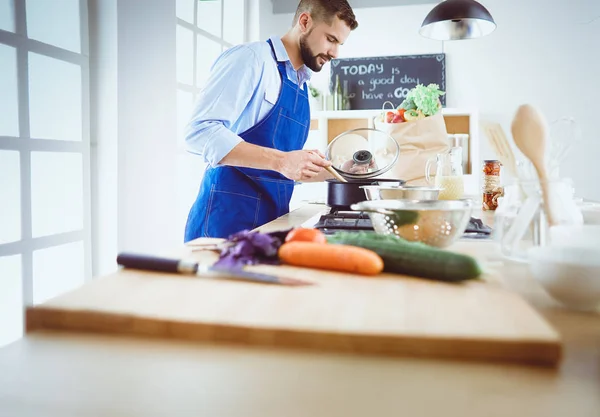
[0, 0, 15, 33]
[0, 0, 91, 347]
[175, 0, 246, 234]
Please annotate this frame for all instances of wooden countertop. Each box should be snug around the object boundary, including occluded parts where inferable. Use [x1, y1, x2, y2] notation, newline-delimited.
[1, 204, 599, 417]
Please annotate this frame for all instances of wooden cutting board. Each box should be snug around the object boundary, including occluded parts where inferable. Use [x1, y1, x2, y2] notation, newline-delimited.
[25, 244, 562, 367]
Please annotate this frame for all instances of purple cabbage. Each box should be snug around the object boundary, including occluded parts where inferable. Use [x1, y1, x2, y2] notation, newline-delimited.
[213, 229, 291, 269]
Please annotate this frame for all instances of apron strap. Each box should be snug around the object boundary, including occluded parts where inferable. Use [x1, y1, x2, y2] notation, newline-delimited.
[266, 39, 288, 80]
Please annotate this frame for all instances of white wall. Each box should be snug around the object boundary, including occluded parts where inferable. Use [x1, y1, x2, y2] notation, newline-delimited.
[89, 0, 179, 275]
[247, 0, 262, 42]
[116, 0, 178, 256]
[89, 0, 118, 276]
[260, 0, 600, 201]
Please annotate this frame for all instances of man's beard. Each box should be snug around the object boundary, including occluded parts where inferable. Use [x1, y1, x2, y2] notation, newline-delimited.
[299, 33, 328, 72]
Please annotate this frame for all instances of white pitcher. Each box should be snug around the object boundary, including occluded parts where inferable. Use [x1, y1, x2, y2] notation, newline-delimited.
[425, 147, 465, 200]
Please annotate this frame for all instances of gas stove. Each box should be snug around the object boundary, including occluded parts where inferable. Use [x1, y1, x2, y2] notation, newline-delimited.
[312, 210, 373, 235]
[302, 207, 493, 239]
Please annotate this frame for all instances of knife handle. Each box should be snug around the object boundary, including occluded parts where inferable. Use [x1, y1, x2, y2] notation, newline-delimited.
[116, 252, 198, 274]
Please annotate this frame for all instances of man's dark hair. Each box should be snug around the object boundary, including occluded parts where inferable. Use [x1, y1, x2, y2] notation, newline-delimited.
[293, 0, 358, 30]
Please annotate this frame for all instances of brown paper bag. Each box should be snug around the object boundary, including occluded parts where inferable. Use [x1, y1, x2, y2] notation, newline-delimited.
[373, 110, 450, 186]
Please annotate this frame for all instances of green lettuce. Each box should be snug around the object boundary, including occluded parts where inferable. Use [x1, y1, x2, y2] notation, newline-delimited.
[399, 83, 445, 116]
[399, 97, 417, 111]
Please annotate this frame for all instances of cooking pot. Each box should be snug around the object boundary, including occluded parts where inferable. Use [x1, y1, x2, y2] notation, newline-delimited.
[325, 127, 403, 211]
[327, 178, 406, 211]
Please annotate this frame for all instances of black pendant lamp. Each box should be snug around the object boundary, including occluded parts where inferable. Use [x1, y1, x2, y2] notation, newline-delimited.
[419, 0, 496, 41]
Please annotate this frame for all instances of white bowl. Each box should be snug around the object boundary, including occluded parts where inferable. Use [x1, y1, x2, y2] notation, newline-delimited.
[528, 245, 600, 311]
[549, 225, 600, 247]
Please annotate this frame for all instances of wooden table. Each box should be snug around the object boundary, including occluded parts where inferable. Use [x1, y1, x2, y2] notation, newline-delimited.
[1, 204, 599, 417]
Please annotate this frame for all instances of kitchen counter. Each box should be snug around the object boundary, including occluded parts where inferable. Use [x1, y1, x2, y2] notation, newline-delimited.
[1, 204, 599, 417]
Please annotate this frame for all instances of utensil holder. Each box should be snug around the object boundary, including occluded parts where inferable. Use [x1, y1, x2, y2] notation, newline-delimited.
[493, 177, 582, 262]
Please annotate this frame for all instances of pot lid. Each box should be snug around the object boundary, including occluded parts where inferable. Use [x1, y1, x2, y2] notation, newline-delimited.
[325, 127, 400, 180]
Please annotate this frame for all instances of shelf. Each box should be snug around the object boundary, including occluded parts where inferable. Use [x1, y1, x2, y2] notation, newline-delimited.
[304, 107, 481, 188]
[310, 108, 479, 120]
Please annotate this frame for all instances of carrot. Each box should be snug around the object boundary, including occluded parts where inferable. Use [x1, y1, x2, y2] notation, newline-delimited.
[278, 241, 384, 276]
[285, 228, 327, 244]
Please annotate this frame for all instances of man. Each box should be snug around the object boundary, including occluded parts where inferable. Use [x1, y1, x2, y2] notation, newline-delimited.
[183, 0, 358, 241]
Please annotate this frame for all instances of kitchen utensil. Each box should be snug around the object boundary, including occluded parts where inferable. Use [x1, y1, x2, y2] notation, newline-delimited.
[528, 245, 600, 311]
[361, 185, 441, 201]
[27, 244, 562, 366]
[510, 159, 583, 228]
[325, 165, 347, 182]
[323, 127, 405, 209]
[351, 199, 473, 248]
[547, 117, 580, 178]
[510, 104, 557, 226]
[500, 193, 540, 257]
[325, 127, 400, 181]
[425, 147, 465, 200]
[116, 252, 312, 286]
[495, 176, 582, 262]
[483, 122, 518, 178]
[326, 178, 405, 211]
[481, 122, 531, 253]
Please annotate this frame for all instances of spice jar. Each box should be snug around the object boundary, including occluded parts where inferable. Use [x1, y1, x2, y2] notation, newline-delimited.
[482, 160, 503, 210]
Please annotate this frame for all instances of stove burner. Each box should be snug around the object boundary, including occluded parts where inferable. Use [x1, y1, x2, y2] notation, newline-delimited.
[310, 209, 494, 239]
[312, 210, 373, 234]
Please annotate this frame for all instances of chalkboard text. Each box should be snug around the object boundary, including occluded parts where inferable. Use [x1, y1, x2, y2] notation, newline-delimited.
[329, 54, 446, 110]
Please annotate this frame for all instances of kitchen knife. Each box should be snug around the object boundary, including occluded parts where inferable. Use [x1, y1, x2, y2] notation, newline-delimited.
[116, 252, 313, 286]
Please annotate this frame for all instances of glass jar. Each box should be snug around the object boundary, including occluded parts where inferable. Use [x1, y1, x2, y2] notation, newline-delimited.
[482, 160, 502, 211]
[493, 177, 583, 262]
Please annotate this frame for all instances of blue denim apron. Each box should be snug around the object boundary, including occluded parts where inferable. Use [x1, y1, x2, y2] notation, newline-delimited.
[184, 40, 310, 241]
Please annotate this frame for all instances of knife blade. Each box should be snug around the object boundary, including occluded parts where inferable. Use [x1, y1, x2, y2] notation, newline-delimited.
[116, 252, 313, 286]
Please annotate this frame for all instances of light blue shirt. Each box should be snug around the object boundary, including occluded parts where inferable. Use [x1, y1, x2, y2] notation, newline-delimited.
[185, 36, 313, 167]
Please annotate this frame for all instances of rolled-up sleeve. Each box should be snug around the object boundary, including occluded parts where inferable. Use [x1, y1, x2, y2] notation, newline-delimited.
[184, 45, 262, 166]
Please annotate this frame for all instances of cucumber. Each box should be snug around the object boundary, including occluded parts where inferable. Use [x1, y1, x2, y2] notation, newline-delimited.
[326, 232, 482, 282]
[387, 210, 419, 226]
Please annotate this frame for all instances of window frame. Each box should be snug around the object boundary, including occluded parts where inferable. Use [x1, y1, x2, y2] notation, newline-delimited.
[172, 0, 248, 248]
[177, 0, 247, 96]
[0, 0, 91, 318]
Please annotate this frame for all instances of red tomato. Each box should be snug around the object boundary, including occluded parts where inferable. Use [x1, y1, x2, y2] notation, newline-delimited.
[285, 228, 327, 244]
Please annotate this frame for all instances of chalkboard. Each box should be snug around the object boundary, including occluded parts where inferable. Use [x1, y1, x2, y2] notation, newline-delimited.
[329, 54, 446, 110]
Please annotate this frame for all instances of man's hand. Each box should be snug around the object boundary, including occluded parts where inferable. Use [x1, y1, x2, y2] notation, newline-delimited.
[277, 149, 331, 182]
[218, 143, 332, 181]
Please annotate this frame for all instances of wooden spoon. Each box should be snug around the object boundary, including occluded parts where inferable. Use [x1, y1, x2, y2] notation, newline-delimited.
[326, 165, 348, 182]
[510, 104, 557, 226]
[308, 149, 347, 182]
